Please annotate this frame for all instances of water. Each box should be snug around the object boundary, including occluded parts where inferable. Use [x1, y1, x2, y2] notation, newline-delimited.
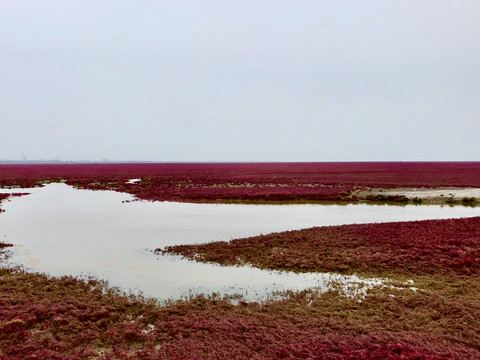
[1, 183, 479, 301]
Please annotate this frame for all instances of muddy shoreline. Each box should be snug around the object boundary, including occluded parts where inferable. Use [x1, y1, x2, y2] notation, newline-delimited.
[356, 187, 480, 206]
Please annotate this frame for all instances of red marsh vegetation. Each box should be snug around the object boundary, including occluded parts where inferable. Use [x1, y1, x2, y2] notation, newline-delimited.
[1, 164, 480, 358]
[0, 194, 9, 212]
[161, 217, 480, 277]
[1, 162, 480, 203]
[1, 265, 479, 359]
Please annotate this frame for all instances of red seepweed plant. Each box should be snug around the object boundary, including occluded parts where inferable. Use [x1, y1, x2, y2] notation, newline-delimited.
[1, 163, 480, 358]
[1, 162, 480, 203]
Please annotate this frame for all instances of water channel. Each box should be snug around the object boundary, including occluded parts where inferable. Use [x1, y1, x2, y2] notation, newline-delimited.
[1, 183, 479, 301]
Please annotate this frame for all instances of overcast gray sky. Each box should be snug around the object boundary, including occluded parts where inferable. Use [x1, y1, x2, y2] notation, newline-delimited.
[1, 1, 478, 162]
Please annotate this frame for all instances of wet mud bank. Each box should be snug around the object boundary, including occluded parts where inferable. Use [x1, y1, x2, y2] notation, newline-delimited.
[357, 187, 480, 206]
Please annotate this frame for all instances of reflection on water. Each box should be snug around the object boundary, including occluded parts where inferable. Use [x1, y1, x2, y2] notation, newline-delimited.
[1, 184, 480, 301]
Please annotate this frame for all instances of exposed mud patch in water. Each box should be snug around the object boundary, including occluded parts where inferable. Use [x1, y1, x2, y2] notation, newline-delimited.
[358, 187, 480, 205]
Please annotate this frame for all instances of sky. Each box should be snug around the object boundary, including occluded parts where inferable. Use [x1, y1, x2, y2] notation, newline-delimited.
[0, 0, 479, 162]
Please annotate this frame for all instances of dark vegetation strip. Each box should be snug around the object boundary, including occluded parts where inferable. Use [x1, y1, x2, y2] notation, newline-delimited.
[1, 162, 480, 203]
[161, 217, 480, 277]
[0, 194, 8, 213]
[0, 193, 29, 213]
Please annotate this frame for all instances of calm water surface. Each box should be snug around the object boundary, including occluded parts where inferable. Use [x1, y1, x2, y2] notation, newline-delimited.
[1, 183, 479, 301]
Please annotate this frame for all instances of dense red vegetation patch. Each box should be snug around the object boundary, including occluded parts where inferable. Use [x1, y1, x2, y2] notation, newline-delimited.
[161, 217, 480, 277]
[2, 162, 480, 187]
[1, 162, 480, 203]
[0, 267, 479, 359]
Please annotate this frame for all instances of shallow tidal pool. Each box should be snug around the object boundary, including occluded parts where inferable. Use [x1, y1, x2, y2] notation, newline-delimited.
[1, 183, 480, 301]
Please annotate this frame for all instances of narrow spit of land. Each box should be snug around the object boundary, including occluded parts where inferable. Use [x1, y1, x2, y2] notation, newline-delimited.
[160, 217, 480, 277]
